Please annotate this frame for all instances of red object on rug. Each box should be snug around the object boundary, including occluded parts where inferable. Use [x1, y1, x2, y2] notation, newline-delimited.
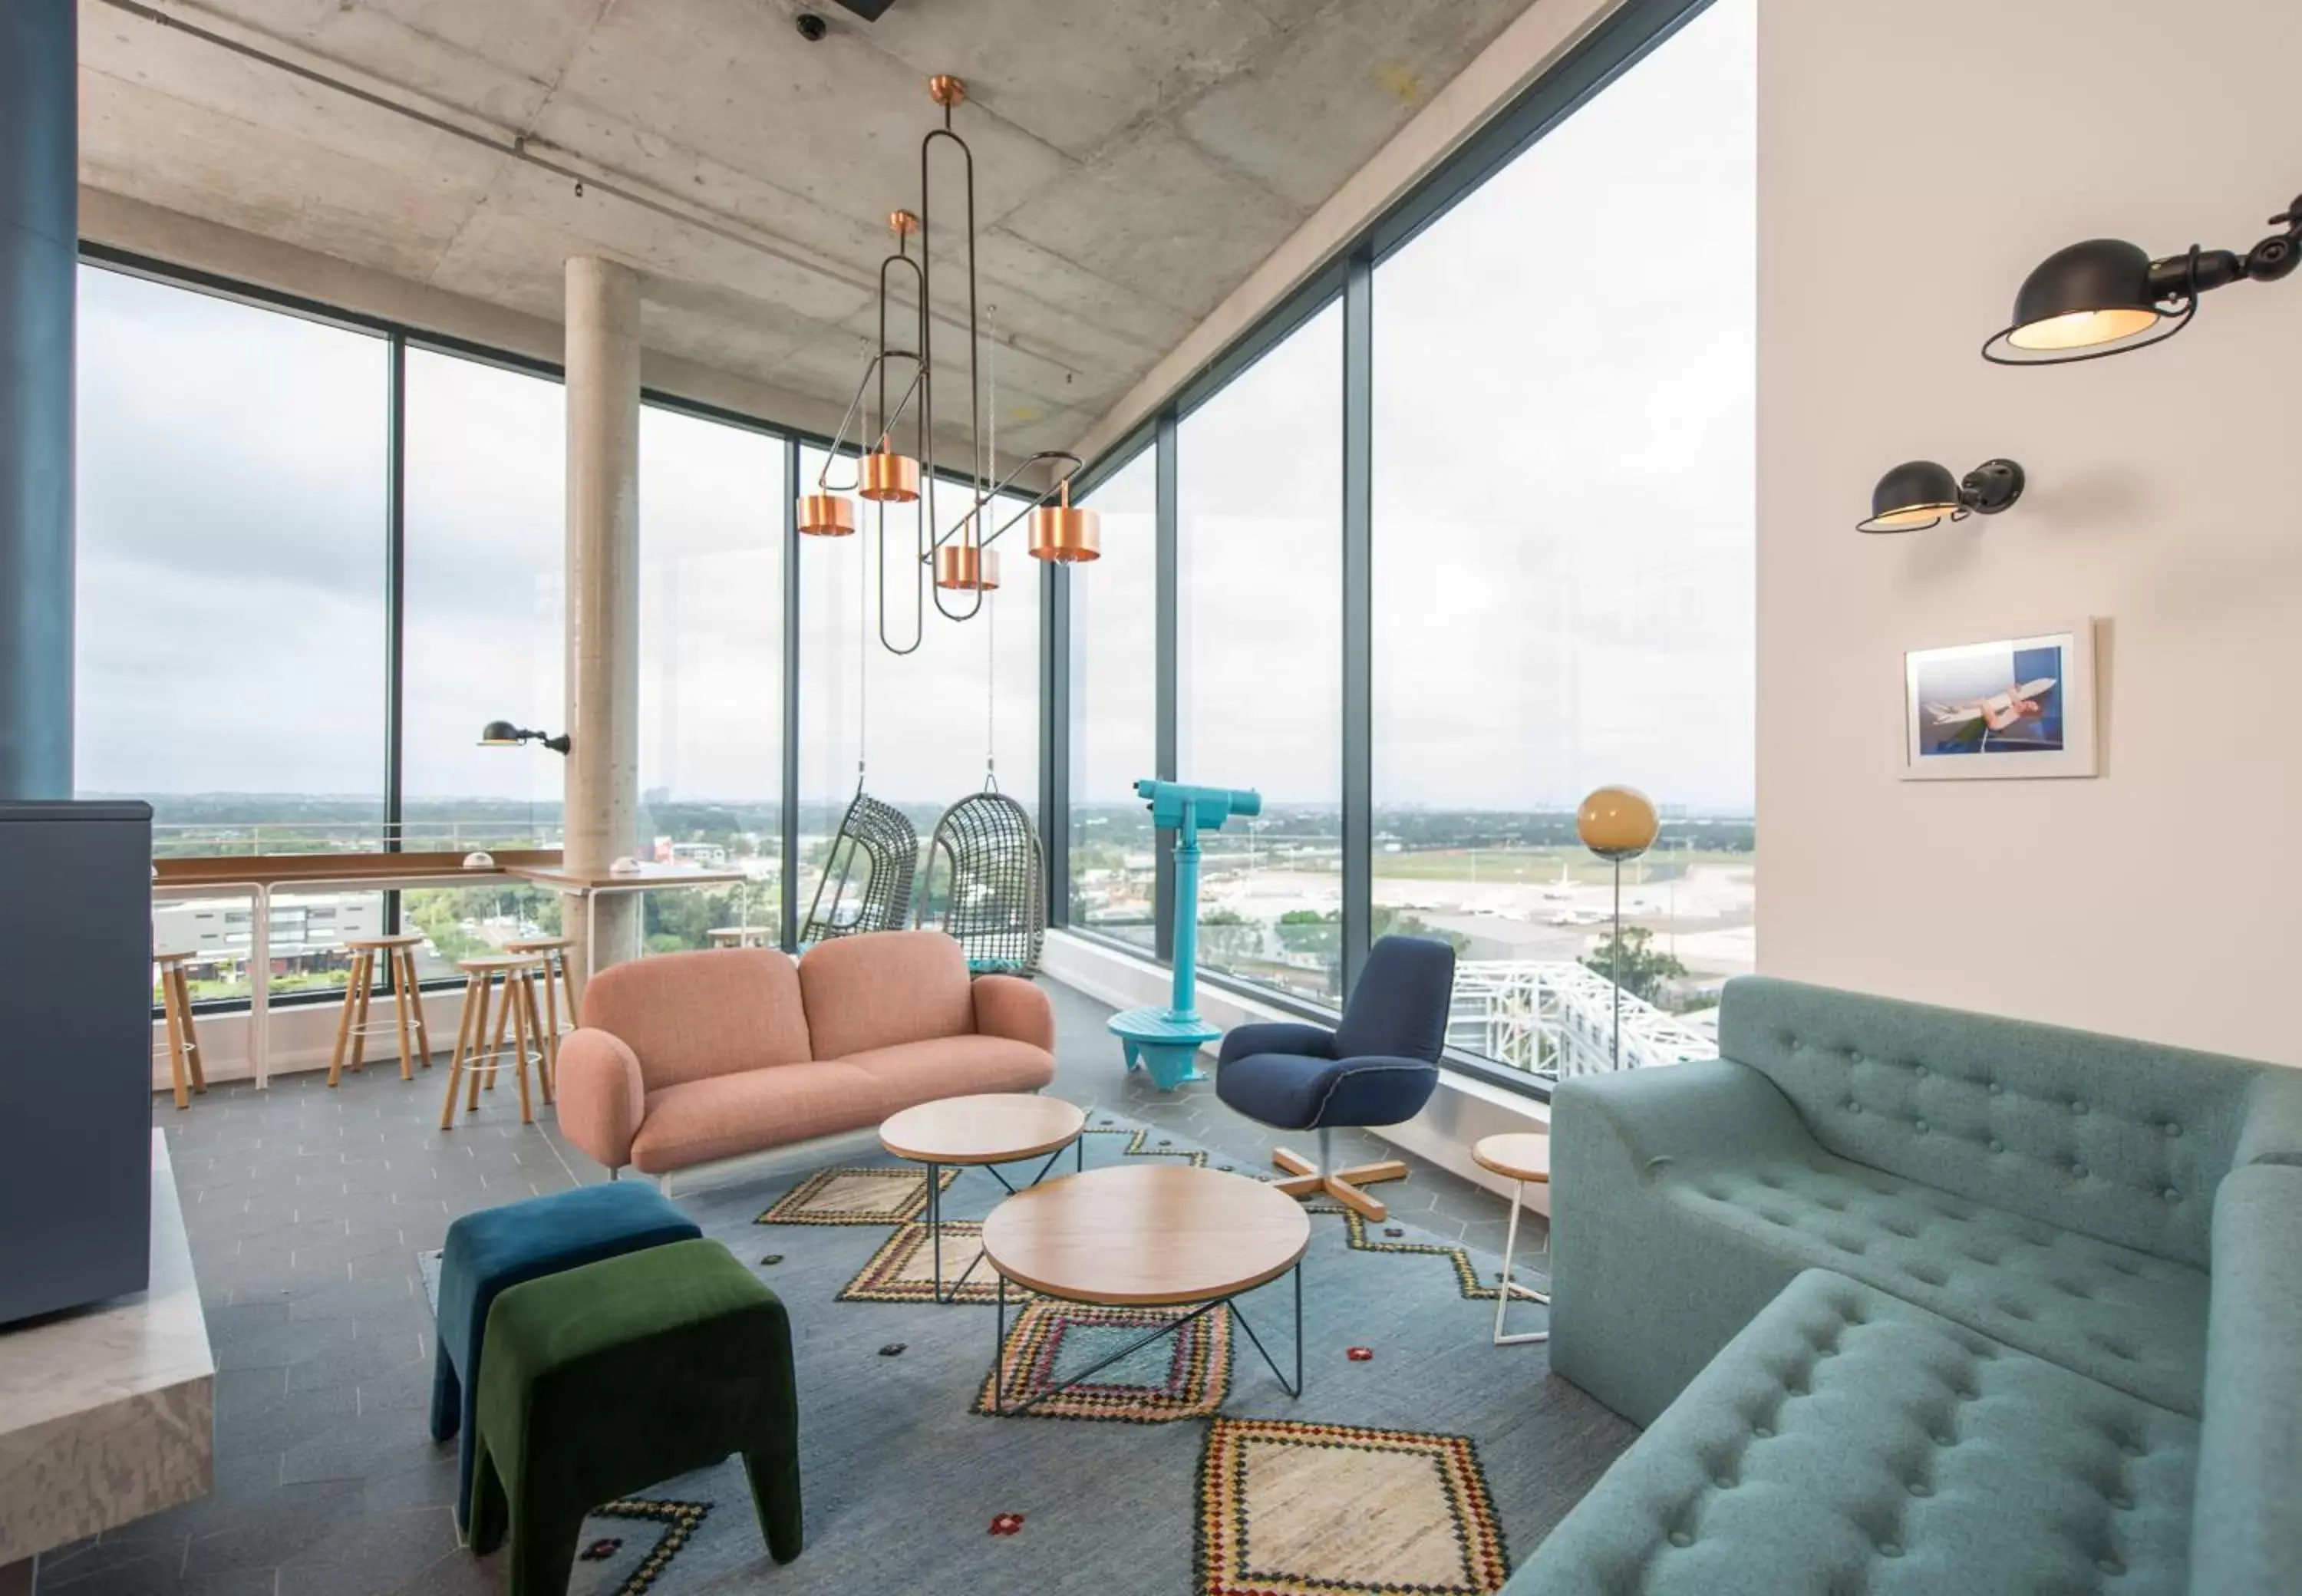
[1347, 1347, 1375, 1362]
[989, 1512, 1025, 1536]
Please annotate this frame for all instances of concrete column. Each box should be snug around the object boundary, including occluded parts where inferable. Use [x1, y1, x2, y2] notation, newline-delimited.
[563, 257, 642, 983]
[0, 0, 77, 800]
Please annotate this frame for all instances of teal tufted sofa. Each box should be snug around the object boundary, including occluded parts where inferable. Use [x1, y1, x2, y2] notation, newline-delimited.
[1509, 977, 2302, 1595]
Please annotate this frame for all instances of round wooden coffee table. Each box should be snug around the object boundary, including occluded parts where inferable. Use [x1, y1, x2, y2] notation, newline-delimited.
[978, 1164, 1310, 1413]
[879, 1093, 1087, 1303]
[1472, 1133, 1552, 1347]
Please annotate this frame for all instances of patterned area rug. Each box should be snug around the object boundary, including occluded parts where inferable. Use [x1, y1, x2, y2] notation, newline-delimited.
[419, 1113, 1634, 1595]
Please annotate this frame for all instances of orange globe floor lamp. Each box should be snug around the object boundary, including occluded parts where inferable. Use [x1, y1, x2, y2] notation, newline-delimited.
[1577, 786, 1661, 1068]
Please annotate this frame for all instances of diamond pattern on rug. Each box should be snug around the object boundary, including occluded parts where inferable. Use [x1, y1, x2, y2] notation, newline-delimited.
[839, 1221, 1023, 1305]
[975, 1301, 1232, 1423]
[1340, 1211, 1548, 1304]
[1196, 1417, 1511, 1596]
[754, 1166, 954, 1226]
[568, 1499, 711, 1596]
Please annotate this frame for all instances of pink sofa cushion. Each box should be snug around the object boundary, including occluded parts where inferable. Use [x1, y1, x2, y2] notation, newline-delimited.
[580, 948, 811, 1090]
[843, 1034, 1057, 1110]
[798, 931, 975, 1059]
[628, 1060, 886, 1174]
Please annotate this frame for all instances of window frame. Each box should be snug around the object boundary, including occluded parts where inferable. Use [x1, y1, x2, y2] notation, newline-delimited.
[1044, 0, 1733, 1101]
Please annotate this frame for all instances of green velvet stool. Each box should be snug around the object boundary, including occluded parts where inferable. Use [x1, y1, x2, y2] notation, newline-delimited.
[469, 1238, 802, 1595]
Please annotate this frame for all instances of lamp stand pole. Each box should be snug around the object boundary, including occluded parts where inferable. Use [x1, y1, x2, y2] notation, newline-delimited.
[1611, 858, 1623, 1069]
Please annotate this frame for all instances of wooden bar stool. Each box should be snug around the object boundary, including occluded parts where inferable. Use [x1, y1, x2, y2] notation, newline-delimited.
[440, 955, 551, 1129]
[503, 936, 576, 1088]
[326, 932, 434, 1087]
[153, 951, 207, 1111]
[707, 926, 775, 948]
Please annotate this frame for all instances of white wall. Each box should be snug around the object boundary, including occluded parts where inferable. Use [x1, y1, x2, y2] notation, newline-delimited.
[1757, 0, 2302, 1061]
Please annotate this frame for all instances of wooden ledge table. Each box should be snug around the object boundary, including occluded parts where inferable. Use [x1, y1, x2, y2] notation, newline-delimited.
[503, 862, 746, 1002]
[153, 849, 561, 1088]
[879, 1093, 1087, 1304]
[978, 1165, 1309, 1415]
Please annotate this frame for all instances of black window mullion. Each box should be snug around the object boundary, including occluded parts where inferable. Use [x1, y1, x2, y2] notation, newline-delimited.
[383, 330, 407, 937]
[1341, 252, 1373, 998]
[780, 436, 803, 952]
[1041, 552, 1070, 928]
[1153, 407, 1179, 965]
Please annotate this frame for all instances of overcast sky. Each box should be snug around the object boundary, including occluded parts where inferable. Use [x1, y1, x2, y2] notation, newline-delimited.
[74, 0, 1753, 822]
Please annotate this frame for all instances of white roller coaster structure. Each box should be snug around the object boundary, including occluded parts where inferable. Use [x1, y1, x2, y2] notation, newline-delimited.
[1448, 960, 1717, 1082]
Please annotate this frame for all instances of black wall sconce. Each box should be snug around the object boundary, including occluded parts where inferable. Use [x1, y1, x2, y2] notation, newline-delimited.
[1983, 191, 2300, 364]
[1857, 458, 2025, 534]
[479, 720, 572, 755]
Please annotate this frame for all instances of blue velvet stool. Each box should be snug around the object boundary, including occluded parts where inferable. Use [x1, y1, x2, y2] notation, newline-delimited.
[430, 1182, 700, 1531]
[1215, 935, 1456, 1222]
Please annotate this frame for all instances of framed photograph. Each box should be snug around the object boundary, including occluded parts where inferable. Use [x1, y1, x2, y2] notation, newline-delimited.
[1901, 623, 2097, 780]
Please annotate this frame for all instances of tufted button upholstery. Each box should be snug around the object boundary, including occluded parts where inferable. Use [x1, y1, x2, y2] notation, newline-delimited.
[1502, 1271, 2201, 1596]
[1667, 1153, 2208, 1415]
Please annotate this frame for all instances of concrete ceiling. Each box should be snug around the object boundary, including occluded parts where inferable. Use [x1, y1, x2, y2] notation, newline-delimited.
[77, 0, 1533, 466]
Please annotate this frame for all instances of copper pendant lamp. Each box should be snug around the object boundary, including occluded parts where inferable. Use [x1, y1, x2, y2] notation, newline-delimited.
[800, 75, 1103, 655]
[796, 491, 857, 538]
[1027, 476, 1100, 563]
[932, 541, 999, 592]
[856, 437, 921, 503]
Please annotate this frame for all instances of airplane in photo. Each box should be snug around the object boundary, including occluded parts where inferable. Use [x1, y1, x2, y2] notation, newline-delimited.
[1924, 678, 2056, 734]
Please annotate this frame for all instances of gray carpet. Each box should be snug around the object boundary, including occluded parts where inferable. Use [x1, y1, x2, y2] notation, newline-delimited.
[423, 1115, 1635, 1596]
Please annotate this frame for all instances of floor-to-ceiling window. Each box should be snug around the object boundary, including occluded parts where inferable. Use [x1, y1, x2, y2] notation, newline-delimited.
[796, 446, 1037, 935]
[1177, 302, 1344, 1004]
[1067, 446, 1156, 951]
[398, 346, 568, 978]
[77, 265, 390, 1002]
[76, 260, 816, 1014]
[636, 405, 785, 949]
[1372, 0, 1756, 1076]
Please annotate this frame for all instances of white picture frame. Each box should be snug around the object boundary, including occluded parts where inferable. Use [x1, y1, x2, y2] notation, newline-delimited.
[1901, 622, 2098, 780]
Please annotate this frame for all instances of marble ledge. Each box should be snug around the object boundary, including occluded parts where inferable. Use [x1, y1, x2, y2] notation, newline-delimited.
[0, 1131, 214, 1565]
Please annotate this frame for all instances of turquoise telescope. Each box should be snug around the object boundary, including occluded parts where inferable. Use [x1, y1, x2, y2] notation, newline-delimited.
[1106, 778, 1262, 1090]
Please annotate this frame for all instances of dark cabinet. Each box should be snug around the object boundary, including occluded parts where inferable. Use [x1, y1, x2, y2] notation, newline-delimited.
[0, 800, 154, 1324]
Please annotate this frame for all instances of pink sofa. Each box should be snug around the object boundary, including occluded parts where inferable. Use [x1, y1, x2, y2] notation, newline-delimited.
[554, 931, 1057, 1178]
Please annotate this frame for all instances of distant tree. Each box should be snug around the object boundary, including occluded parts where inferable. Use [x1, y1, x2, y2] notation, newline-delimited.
[1581, 925, 1687, 1003]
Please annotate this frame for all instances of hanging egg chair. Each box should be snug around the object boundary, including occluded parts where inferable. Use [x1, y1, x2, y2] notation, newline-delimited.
[915, 790, 1045, 975]
[801, 790, 918, 944]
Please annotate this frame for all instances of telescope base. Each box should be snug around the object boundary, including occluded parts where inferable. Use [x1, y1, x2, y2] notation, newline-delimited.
[1109, 1006, 1219, 1091]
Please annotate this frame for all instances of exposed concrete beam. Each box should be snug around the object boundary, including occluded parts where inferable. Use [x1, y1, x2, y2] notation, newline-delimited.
[1067, 0, 1624, 466]
[78, 186, 960, 457]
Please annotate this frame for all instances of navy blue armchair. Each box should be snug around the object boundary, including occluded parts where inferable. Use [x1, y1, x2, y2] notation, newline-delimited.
[1215, 935, 1456, 1221]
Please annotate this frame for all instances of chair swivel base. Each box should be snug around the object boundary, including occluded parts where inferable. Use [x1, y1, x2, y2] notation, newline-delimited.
[1268, 1143, 1411, 1223]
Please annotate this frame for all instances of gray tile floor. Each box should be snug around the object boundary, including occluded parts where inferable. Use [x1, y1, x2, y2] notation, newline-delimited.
[35, 977, 1544, 1596]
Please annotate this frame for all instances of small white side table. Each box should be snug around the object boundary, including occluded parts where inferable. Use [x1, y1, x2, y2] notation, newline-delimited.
[1473, 1133, 1552, 1346]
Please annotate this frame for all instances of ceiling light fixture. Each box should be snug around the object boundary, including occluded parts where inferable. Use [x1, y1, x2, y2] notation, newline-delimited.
[1983, 192, 2300, 364]
[793, 76, 1096, 655]
[1856, 459, 2026, 534]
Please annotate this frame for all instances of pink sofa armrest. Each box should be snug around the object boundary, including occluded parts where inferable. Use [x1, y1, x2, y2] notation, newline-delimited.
[554, 1027, 646, 1171]
[972, 974, 1054, 1052]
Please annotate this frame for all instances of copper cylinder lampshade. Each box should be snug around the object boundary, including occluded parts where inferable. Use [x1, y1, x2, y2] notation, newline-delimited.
[1027, 481, 1100, 562]
[1576, 785, 1659, 862]
[857, 444, 920, 503]
[796, 492, 857, 538]
[932, 542, 999, 592]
